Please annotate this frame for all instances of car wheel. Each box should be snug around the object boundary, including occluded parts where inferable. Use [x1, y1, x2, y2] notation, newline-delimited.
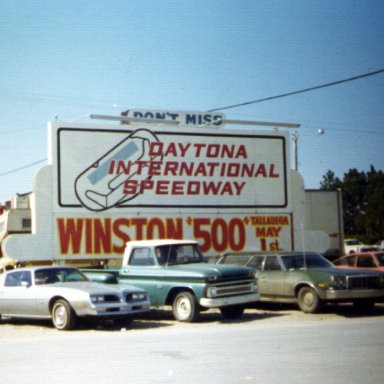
[172, 291, 199, 322]
[220, 305, 244, 319]
[297, 287, 322, 313]
[51, 299, 76, 330]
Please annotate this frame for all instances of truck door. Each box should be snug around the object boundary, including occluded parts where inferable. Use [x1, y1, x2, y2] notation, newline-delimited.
[120, 247, 161, 305]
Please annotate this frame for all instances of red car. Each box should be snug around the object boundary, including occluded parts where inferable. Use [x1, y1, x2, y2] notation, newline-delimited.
[333, 251, 384, 271]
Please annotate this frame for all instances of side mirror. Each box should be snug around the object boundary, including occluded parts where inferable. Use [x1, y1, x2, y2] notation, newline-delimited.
[20, 280, 31, 288]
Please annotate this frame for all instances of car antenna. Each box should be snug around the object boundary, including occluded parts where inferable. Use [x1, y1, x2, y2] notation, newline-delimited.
[300, 222, 307, 269]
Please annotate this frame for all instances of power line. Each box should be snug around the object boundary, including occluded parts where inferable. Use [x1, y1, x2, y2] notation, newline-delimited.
[207, 69, 384, 112]
[2, 69, 383, 178]
[0, 159, 46, 177]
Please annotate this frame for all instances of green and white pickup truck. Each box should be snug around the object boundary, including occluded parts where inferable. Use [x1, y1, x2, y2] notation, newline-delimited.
[82, 239, 259, 322]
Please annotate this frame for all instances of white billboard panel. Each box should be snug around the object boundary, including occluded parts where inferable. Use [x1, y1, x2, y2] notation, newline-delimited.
[55, 125, 290, 211]
[3, 121, 296, 261]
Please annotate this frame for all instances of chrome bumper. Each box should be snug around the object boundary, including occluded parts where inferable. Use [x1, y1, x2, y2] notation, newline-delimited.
[73, 300, 151, 317]
[323, 289, 384, 301]
[199, 292, 260, 308]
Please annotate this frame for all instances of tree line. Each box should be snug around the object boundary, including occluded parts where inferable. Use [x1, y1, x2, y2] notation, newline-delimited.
[320, 166, 384, 244]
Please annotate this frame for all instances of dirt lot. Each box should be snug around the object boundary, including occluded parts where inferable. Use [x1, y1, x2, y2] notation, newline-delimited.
[1, 302, 384, 338]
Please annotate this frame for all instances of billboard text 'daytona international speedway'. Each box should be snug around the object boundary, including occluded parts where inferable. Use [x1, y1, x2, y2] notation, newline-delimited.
[57, 126, 289, 211]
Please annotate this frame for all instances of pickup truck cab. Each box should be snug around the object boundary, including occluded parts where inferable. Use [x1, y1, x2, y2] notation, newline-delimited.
[83, 239, 259, 322]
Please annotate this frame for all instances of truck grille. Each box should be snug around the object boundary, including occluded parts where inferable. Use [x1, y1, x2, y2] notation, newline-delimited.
[346, 275, 384, 290]
[210, 280, 256, 297]
[217, 273, 252, 283]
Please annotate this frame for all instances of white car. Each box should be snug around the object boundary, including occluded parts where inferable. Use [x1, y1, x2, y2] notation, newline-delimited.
[0, 266, 150, 330]
[344, 239, 379, 255]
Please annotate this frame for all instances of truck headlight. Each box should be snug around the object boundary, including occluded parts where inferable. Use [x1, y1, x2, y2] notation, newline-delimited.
[207, 287, 218, 298]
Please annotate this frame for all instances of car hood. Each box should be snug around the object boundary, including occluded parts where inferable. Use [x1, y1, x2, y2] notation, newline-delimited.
[164, 262, 254, 280]
[298, 267, 384, 277]
[41, 281, 144, 293]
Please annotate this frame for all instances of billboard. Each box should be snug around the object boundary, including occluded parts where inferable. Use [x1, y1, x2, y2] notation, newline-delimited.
[52, 121, 292, 258]
[56, 126, 289, 210]
[3, 117, 297, 261]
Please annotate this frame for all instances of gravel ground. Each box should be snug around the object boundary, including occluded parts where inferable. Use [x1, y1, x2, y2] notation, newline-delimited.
[1, 302, 384, 338]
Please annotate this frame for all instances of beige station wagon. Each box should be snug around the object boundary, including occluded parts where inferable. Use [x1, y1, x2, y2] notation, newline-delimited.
[217, 252, 384, 313]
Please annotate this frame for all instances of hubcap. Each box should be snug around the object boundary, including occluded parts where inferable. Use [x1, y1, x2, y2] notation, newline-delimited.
[303, 292, 314, 307]
[54, 304, 67, 328]
[176, 297, 191, 319]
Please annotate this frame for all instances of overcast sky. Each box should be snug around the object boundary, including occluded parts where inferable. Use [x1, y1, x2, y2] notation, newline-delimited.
[1, 0, 383, 203]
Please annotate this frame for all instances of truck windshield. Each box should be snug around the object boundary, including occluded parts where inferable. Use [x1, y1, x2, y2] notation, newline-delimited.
[345, 239, 362, 246]
[156, 244, 205, 266]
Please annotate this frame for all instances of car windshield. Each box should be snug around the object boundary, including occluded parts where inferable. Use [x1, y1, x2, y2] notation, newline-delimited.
[376, 253, 384, 266]
[345, 239, 362, 245]
[34, 268, 89, 285]
[281, 253, 334, 270]
[156, 244, 205, 266]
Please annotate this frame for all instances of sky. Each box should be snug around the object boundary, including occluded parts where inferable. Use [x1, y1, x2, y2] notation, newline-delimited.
[0, 0, 383, 204]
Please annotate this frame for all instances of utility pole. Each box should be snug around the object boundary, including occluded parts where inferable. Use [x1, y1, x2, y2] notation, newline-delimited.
[292, 131, 299, 171]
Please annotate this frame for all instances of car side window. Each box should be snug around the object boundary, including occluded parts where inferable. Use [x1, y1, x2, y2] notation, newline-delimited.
[247, 256, 264, 270]
[376, 253, 384, 266]
[5, 271, 32, 287]
[345, 256, 356, 266]
[357, 255, 375, 268]
[129, 248, 155, 266]
[264, 256, 282, 271]
[223, 255, 252, 266]
[336, 255, 355, 266]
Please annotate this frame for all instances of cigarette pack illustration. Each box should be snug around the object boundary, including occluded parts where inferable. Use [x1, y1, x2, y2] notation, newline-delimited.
[74, 129, 161, 211]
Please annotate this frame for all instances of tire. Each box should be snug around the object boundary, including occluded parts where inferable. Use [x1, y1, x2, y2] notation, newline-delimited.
[51, 299, 77, 330]
[220, 305, 245, 319]
[297, 287, 322, 313]
[172, 291, 199, 322]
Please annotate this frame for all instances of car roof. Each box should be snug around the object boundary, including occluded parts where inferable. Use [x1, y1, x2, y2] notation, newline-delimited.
[126, 239, 198, 247]
[339, 251, 384, 257]
[222, 251, 321, 257]
[3, 266, 76, 274]
[263, 252, 320, 257]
